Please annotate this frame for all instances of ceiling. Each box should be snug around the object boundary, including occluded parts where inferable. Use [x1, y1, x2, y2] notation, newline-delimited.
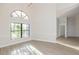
[56, 3, 79, 17]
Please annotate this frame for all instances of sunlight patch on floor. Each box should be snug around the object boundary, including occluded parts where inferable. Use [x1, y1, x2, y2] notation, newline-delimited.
[11, 44, 43, 55]
[57, 41, 79, 51]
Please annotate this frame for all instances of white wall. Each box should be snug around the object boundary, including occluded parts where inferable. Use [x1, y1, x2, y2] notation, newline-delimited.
[75, 15, 79, 36]
[67, 17, 76, 37]
[0, 3, 57, 48]
[67, 15, 79, 37]
[0, 4, 31, 48]
[30, 3, 56, 43]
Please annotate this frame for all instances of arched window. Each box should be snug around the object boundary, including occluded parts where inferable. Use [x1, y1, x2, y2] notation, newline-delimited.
[10, 10, 30, 39]
[11, 10, 28, 20]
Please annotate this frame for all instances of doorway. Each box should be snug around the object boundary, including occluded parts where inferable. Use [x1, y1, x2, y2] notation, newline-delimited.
[57, 16, 67, 38]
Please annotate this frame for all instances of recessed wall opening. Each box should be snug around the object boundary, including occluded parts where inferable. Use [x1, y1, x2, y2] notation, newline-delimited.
[56, 6, 79, 50]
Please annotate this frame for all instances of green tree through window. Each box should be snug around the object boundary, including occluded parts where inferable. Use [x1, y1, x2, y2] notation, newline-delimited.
[11, 23, 30, 39]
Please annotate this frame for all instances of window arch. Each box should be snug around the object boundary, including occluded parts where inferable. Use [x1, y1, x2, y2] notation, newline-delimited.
[10, 10, 30, 39]
[11, 10, 29, 20]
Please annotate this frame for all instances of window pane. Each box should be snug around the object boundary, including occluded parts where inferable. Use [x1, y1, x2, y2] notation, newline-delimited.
[22, 24, 29, 30]
[22, 31, 29, 37]
[12, 12, 18, 17]
[21, 12, 26, 17]
[11, 23, 21, 39]
[15, 11, 21, 17]
[11, 23, 21, 31]
[24, 16, 28, 20]
[11, 31, 21, 39]
[14, 24, 21, 30]
[11, 23, 15, 31]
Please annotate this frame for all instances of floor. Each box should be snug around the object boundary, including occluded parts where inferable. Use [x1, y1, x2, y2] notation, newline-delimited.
[57, 37, 79, 50]
[0, 40, 79, 55]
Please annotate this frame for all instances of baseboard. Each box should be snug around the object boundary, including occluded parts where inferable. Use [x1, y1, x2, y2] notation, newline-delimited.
[67, 36, 79, 38]
[0, 38, 31, 48]
[32, 38, 56, 43]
